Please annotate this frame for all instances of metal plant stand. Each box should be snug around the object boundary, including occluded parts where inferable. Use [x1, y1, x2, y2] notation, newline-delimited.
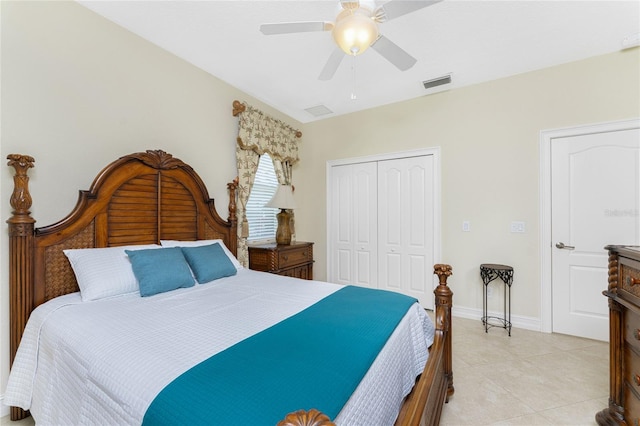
[480, 263, 513, 336]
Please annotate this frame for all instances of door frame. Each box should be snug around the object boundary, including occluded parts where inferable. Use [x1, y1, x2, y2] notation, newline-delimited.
[326, 147, 442, 290]
[539, 118, 640, 333]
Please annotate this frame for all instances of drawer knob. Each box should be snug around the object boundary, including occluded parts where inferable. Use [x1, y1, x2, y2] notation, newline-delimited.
[635, 329, 640, 340]
[635, 374, 640, 386]
[282, 255, 289, 261]
[302, 251, 307, 257]
[630, 276, 640, 286]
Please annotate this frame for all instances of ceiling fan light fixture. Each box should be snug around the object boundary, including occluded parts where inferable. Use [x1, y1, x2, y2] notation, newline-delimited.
[332, 8, 379, 56]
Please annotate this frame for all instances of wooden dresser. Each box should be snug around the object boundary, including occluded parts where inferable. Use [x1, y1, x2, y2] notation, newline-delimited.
[248, 242, 313, 280]
[597, 245, 640, 425]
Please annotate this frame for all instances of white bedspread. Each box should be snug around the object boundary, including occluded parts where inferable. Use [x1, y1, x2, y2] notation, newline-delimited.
[5, 269, 434, 425]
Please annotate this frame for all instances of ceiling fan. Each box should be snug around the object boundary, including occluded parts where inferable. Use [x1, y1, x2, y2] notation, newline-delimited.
[260, 0, 442, 80]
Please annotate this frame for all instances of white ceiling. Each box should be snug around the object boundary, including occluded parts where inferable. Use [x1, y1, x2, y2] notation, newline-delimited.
[77, 1, 639, 123]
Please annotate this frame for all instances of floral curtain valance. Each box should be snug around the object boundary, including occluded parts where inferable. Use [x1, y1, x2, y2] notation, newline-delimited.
[233, 100, 301, 164]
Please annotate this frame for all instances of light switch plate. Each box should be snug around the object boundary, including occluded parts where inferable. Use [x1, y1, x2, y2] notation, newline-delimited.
[510, 221, 525, 233]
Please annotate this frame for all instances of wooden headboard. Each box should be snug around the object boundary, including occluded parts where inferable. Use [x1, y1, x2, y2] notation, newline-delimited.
[6, 150, 237, 417]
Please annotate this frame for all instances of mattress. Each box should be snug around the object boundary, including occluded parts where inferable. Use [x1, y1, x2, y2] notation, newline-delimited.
[5, 269, 435, 425]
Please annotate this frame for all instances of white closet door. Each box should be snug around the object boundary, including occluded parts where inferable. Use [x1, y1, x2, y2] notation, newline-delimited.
[329, 162, 378, 288]
[378, 156, 434, 308]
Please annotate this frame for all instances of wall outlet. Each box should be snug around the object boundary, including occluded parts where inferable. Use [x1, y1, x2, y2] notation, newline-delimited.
[510, 221, 525, 233]
[462, 221, 471, 232]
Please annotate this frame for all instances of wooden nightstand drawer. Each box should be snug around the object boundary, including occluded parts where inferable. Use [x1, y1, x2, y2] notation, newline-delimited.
[248, 242, 314, 280]
[278, 246, 312, 269]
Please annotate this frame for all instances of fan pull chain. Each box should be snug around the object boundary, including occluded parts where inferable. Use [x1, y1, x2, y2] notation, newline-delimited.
[350, 54, 357, 100]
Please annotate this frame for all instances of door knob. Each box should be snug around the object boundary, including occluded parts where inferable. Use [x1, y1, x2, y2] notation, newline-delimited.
[555, 242, 575, 250]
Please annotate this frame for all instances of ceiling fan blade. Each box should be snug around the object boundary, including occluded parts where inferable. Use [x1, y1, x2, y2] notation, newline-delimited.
[374, 0, 442, 22]
[260, 22, 333, 35]
[318, 49, 345, 81]
[371, 35, 417, 71]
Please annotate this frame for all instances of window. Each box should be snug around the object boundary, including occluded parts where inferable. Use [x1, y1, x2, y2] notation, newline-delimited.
[246, 153, 279, 241]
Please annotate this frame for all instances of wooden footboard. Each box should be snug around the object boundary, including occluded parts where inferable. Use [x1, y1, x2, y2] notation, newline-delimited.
[279, 264, 454, 426]
[395, 264, 454, 426]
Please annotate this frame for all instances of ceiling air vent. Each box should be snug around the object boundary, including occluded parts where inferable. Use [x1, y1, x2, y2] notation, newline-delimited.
[305, 105, 333, 117]
[422, 74, 452, 90]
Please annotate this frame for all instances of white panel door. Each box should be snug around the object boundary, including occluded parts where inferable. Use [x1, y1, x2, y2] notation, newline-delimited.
[552, 127, 640, 341]
[378, 156, 435, 308]
[329, 162, 378, 288]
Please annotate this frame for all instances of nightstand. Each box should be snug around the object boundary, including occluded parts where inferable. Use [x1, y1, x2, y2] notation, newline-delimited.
[248, 242, 313, 280]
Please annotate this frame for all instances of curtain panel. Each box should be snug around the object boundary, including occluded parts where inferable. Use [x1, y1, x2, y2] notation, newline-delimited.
[232, 101, 301, 266]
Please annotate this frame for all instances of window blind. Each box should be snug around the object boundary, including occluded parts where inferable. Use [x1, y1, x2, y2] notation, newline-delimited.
[246, 154, 279, 241]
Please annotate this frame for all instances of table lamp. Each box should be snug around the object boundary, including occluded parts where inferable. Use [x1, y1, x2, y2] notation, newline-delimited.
[266, 184, 296, 245]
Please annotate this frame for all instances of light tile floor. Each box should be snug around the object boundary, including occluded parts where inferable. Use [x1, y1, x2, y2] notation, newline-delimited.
[0, 316, 608, 426]
[0, 414, 33, 426]
[440, 316, 608, 425]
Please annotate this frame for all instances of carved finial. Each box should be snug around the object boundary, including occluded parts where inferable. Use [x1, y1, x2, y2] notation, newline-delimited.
[434, 264, 452, 284]
[433, 264, 453, 332]
[7, 154, 34, 172]
[232, 100, 246, 117]
[7, 154, 36, 223]
[277, 409, 335, 426]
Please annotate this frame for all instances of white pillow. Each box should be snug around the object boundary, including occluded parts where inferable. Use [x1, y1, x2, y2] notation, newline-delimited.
[64, 244, 160, 301]
[160, 239, 242, 270]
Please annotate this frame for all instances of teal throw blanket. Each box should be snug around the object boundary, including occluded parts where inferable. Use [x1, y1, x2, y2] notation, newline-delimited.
[143, 285, 417, 426]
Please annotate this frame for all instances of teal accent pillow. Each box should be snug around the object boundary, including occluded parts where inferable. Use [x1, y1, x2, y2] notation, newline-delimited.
[181, 243, 237, 284]
[125, 247, 195, 297]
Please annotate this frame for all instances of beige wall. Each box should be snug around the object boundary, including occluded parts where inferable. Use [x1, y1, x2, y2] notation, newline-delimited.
[1, 0, 639, 415]
[297, 49, 640, 326]
[0, 1, 300, 411]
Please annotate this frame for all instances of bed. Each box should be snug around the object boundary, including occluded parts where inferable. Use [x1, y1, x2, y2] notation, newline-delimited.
[5, 150, 454, 425]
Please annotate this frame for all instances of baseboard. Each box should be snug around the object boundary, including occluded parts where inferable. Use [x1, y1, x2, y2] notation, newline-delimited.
[452, 305, 542, 332]
[1, 395, 9, 418]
